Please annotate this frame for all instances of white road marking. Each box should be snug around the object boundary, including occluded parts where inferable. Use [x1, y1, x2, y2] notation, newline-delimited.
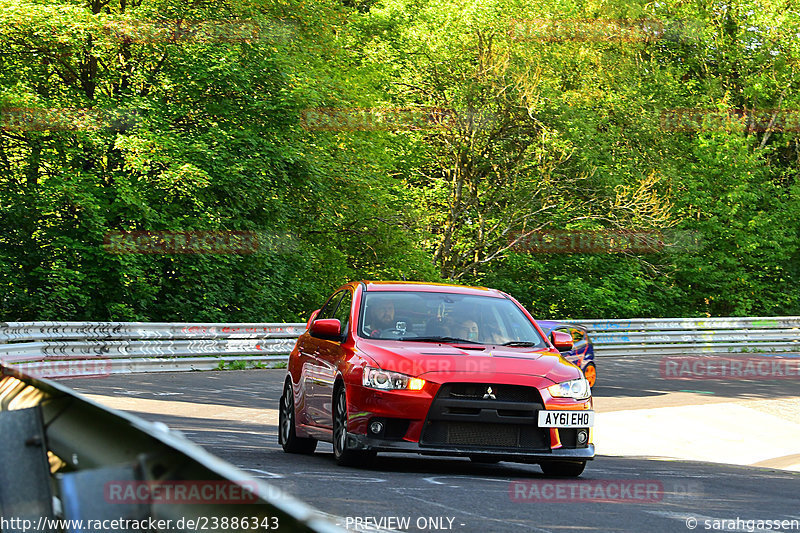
[422, 476, 514, 488]
[293, 471, 386, 483]
[242, 468, 285, 479]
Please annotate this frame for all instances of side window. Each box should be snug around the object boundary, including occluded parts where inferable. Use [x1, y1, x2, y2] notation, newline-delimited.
[317, 292, 344, 320]
[332, 291, 353, 333]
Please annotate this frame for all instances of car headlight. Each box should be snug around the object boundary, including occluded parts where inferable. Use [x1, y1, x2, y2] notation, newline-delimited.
[362, 367, 425, 391]
[547, 378, 591, 400]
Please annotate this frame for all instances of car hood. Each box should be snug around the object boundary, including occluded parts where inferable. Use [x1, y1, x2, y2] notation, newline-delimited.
[355, 340, 580, 385]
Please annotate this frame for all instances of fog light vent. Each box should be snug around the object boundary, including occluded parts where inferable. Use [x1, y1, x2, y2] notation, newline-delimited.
[369, 420, 384, 435]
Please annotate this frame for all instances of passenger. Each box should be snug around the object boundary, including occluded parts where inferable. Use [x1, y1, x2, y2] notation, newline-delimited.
[452, 318, 480, 342]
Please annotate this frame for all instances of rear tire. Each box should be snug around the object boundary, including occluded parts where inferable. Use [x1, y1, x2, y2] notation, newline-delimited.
[333, 386, 376, 467]
[279, 381, 317, 454]
[540, 460, 586, 478]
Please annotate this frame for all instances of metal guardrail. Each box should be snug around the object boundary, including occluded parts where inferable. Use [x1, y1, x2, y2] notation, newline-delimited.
[0, 362, 343, 532]
[0, 322, 306, 377]
[564, 317, 800, 357]
[2, 317, 799, 378]
[0, 323, 307, 343]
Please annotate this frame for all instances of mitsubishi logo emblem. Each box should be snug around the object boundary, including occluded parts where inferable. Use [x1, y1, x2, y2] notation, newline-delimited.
[483, 387, 497, 400]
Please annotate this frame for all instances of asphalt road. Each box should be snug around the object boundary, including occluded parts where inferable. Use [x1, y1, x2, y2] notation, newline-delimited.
[66, 356, 800, 533]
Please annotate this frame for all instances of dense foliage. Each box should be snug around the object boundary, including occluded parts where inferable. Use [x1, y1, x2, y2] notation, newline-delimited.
[1, 0, 798, 320]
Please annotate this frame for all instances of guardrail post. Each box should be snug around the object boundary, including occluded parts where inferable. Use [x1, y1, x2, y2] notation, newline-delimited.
[0, 407, 54, 531]
[58, 464, 148, 532]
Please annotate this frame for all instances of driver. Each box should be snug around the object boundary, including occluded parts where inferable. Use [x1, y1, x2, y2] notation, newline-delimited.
[365, 299, 395, 337]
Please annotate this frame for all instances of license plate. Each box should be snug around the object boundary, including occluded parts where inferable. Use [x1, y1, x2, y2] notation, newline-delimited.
[537, 410, 594, 428]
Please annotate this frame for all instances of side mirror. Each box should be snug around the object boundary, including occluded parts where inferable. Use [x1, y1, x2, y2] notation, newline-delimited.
[550, 330, 574, 351]
[306, 309, 320, 330]
[310, 318, 343, 341]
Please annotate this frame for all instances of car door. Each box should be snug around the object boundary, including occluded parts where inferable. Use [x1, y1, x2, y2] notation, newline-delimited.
[312, 289, 352, 428]
[302, 291, 344, 427]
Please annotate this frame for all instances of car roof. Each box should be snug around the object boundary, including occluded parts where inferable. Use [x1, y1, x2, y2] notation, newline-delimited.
[360, 280, 505, 298]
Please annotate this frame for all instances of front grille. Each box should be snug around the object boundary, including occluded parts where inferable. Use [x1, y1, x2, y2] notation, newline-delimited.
[422, 421, 550, 448]
[449, 423, 517, 447]
[420, 383, 550, 451]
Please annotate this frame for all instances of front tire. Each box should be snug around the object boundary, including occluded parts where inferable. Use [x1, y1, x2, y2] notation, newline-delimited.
[279, 381, 317, 454]
[540, 460, 586, 477]
[333, 386, 375, 467]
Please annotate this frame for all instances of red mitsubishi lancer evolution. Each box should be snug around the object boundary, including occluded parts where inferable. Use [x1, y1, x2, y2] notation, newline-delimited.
[279, 281, 594, 477]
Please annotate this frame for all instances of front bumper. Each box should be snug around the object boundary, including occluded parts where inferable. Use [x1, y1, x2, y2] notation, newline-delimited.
[346, 432, 595, 463]
[346, 380, 594, 462]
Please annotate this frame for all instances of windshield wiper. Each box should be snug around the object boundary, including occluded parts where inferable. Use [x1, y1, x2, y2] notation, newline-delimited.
[501, 341, 540, 347]
[397, 336, 484, 345]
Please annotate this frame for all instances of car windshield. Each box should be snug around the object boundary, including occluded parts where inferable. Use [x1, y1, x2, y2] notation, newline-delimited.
[358, 291, 546, 348]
